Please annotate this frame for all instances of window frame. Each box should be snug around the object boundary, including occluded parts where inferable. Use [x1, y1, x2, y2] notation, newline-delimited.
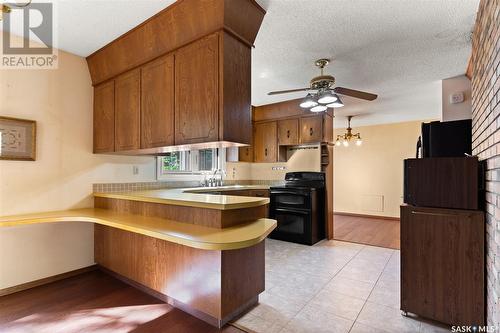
[156, 148, 226, 181]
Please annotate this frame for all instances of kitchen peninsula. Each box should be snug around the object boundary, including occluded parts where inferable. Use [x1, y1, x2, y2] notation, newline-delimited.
[0, 187, 275, 327]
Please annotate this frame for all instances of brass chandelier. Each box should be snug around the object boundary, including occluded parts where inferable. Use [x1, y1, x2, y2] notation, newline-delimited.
[335, 116, 362, 147]
[1, 1, 32, 20]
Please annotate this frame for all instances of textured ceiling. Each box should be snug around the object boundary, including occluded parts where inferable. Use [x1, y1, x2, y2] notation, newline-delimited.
[252, 0, 478, 127]
[2, 0, 479, 127]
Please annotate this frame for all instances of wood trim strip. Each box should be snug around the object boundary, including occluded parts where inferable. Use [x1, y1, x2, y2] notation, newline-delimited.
[0, 265, 98, 297]
[334, 211, 400, 221]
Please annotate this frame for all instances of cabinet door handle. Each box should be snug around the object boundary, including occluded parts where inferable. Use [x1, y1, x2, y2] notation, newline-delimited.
[265, 148, 268, 156]
[310, 128, 313, 136]
[287, 130, 290, 138]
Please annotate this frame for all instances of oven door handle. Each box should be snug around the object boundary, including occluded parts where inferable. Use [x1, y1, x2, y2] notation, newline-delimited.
[274, 207, 310, 215]
[271, 191, 310, 197]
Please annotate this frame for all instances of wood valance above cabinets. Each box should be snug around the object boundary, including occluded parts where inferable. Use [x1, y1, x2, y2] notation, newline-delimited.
[88, 0, 265, 155]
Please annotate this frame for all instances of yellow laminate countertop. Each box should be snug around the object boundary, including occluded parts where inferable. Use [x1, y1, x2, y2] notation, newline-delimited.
[0, 208, 277, 251]
[94, 185, 270, 210]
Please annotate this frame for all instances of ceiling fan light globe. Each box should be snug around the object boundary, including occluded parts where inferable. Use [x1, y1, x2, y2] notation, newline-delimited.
[310, 105, 327, 112]
[326, 95, 344, 108]
[317, 90, 337, 104]
[299, 94, 318, 108]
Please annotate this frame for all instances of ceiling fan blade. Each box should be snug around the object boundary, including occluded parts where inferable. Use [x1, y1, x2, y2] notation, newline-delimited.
[334, 87, 378, 101]
[267, 88, 311, 95]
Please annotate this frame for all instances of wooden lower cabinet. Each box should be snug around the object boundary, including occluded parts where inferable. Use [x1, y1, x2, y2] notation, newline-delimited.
[400, 205, 485, 326]
[95, 225, 264, 327]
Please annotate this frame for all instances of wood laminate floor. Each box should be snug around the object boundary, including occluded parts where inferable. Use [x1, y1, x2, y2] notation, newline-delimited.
[0, 270, 245, 333]
[333, 214, 400, 250]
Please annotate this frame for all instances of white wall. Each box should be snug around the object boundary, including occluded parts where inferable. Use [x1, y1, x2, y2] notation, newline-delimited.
[334, 121, 424, 218]
[0, 35, 156, 289]
[442, 75, 472, 121]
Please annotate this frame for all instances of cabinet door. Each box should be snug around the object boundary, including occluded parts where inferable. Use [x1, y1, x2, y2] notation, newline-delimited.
[278, 118, 299, 145]
[254, 122, 277, 163]
[115, 69, 141, 151]
[175, 34, 219, 145]
[300, 116, 323, 144]
[239, 147, 254, 162]
[93, 81, 115, 153]
[141, 54, 175, 149]
[401, 205, 484, 325]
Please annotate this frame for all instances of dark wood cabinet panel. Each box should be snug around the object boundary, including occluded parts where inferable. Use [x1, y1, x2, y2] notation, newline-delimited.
[300, 116, 323, 144]
[254, 121, 277, 163]
[404, 157, 480, 210]
[141, 54, 175, 149]
[239, 147, 254, 162]
[115, 69, 141, 151]
[93, 81, 115, 153]
[401, 205, 485, 326]
[175, 34, 219, 145]
[278, 118, 299, 145]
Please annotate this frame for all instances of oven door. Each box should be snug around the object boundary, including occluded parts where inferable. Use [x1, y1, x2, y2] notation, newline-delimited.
[270, 190, 311, 210]
[269, 208, 312, 245]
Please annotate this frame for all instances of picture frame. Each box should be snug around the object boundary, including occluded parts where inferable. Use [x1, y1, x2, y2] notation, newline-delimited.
[0, 116, 37, 161]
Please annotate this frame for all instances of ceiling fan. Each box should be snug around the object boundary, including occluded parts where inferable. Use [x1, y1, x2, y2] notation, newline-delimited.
[268, 59, 378, 112]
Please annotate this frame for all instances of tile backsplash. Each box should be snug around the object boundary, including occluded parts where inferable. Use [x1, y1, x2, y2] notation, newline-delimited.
[93, 179, 284, 193]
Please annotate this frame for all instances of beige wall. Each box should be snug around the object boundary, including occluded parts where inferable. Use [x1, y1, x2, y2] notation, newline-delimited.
[334, 121, 423, 218]
[442, 75, 472, 121]
[226, 146, 321, 181]
[0, 35, 156, 289]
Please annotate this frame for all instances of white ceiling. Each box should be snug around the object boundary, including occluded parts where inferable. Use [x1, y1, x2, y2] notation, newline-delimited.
[2, 0, 479, 127]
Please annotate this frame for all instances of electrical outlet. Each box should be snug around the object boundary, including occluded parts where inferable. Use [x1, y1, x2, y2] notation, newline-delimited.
[272, 166, 286, 171]
[132, 166, 139, 175]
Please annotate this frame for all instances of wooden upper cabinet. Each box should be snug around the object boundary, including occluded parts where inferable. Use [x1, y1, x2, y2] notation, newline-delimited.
[300, 116, 323, 144]
[278, 118, 299, 145]
[175, 34, 219, 145]
[254, 121, 277, 163]
[239, 146, 254, 162]
[141, 54, 175, 149]
[115, 69, 141, 151]
[93, 81, 115, 153]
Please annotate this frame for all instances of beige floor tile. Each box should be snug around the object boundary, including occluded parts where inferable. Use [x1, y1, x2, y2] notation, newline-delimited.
[281, 303, 353, 333]
[323, 276, 375, 300]
[248, 292, 306, 326]
[367, 282, 400, 309]
[357, 302, 421, 333]
[309, 289, 365, 320]
[349, 322, 391, 333]
[337, 263, 383, 284]
[418, 319, 451, 333]
[235, 312, 284, 333]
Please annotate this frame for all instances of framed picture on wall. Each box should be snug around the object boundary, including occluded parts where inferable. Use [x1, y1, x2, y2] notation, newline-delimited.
[0, 116, 36, 161]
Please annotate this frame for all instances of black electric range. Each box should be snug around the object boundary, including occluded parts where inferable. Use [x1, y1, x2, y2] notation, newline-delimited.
[269, 172, 326, 245]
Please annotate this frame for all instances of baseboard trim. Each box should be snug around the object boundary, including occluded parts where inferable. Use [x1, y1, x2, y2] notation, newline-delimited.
[334, 211, 400, 221]
[0, 264, 98, 297]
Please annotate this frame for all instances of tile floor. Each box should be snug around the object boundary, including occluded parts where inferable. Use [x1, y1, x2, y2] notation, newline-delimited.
[235, 239, 450, 333]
